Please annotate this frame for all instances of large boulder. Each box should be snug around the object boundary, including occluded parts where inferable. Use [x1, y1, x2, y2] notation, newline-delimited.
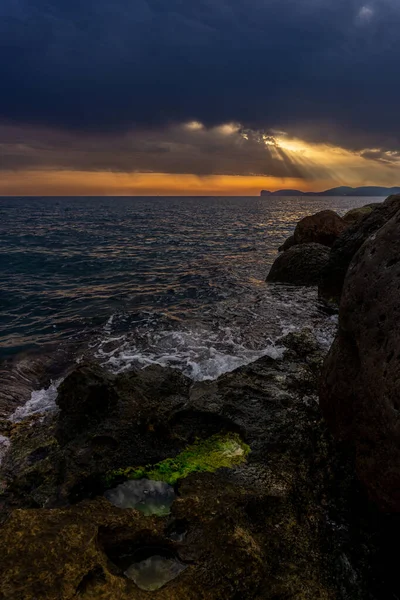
[320, 207, 400, 512]
[294, 210, 346, 247]
[267, 243, 330, 285]
[342, 203, 381, 226]
[319, 194, 400, 307]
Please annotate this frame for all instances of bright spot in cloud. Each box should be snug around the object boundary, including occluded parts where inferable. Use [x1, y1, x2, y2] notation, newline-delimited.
[357, 5, 374, 22]
[215, 123, 240, 136]
[274, 137, 307, 153]
[185, 121, 204, 131]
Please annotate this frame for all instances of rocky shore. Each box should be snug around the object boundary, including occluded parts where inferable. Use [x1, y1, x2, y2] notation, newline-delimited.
[1, 196, 400, 599]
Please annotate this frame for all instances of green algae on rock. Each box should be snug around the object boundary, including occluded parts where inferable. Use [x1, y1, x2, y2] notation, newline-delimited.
[105, 432, 250, 487]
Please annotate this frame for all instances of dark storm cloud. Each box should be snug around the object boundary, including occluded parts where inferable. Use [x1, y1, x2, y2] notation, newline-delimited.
[0, 123, 319, 179]
[0, 0, 400, 152]
[359, 148, 400, 163]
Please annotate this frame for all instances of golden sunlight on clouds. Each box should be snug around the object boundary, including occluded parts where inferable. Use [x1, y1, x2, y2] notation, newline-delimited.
[184, 121, 240, 136]
[0, 170, 306, 196]
[1, 129, 399, 196]
[266, 133, 400, 187]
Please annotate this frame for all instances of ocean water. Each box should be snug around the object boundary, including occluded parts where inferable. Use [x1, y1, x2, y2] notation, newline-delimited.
[0, 196, 381, 393]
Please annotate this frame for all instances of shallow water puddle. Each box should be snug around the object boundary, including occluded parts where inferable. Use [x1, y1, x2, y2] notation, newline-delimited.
[125, 553, 187, 591]
[104, 479, 175, 516]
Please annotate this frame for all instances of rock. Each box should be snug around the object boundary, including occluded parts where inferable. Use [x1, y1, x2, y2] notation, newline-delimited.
[0, 349, 70, 419]
[278, 234, 295, 252]
[0, 434, 11, 469]
[319, 194, 400, 306]
[267, 243, 330, 285]
[294, 210, 346, 247]
[342, 203, 381, 226]
[1, 334, 398, 599]
[320, 207, 400, 512]
[56, 364, 118, 442]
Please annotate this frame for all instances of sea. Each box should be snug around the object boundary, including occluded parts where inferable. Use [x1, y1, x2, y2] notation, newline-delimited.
[0, 195, 382, 419]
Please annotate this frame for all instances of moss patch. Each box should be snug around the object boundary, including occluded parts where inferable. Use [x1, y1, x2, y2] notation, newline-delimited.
[105, 432, 250, 486]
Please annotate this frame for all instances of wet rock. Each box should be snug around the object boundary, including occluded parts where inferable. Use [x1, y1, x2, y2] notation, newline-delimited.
[267, 243, 330, 285]
[0, 415, 60, 513]
[0, 420, 12, 437]
[320, 207, 400, 512]
[56, 364, 118, 442]
[104, 479, 175, 516]
[278, 234, 295, 252]
[0, 434, 11, 469]
[0, 351, 67, 419]
[342, 203, 381, 226]
[294, 210, 346, 247]
[0, 341, 78, 421]
[165, 519, 188, 542]
[319, 194, 400, 306]
[1, 365, 199, 510]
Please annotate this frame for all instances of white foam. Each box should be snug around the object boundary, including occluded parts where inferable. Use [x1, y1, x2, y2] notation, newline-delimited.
[93, 283, 337, 382]
[96, 327, 285, 381]
[9, 379, 62, 423]
[0, 435, 11, 466]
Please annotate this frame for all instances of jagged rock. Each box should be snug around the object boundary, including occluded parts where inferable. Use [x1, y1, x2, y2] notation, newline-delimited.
[320, 207, 400, 512]
[294, 210, 346, 247]
[319, 194, 400, 307]
[267, 243, 330, 285]
[342, 203, 381, 226]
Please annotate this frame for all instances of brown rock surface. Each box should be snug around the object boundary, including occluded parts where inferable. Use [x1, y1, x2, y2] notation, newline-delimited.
[319, 194, 400, 307]
[294, 210, 346, 247]
[320, 207, 400, 511]
[267, 243, 330, 285]
[342, 203, 381, 226]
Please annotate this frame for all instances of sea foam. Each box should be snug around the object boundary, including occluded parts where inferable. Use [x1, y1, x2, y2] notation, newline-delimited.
[9, 379, 62, 422]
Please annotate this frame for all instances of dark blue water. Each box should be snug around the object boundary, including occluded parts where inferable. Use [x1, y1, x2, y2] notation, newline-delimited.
[0, 196, 380, 379]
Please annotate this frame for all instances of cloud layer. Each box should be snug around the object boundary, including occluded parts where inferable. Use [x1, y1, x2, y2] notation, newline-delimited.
[1, 0, 400, 153]
[0, 123, 314, 178]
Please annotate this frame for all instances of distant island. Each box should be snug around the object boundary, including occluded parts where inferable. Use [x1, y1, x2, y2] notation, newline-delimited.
[260, 186, 400, 197]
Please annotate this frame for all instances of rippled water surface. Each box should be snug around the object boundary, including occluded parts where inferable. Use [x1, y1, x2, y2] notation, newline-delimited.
[0, 196, 381, 380]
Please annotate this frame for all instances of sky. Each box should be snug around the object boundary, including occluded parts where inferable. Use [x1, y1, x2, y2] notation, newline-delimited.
[1, 0, 400, 195]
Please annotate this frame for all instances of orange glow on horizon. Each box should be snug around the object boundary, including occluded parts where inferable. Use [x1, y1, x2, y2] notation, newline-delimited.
[1, 129, 400, 196]
[0, 170, 315, 196]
